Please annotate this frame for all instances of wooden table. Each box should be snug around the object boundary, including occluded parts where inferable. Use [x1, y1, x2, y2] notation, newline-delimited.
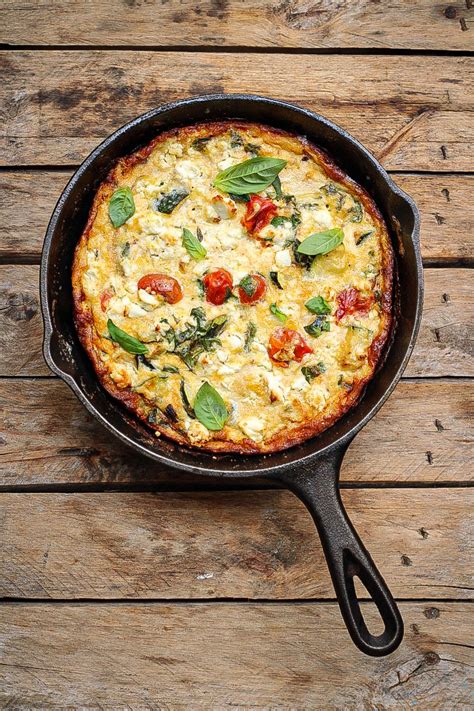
[1, 2, 473, 707]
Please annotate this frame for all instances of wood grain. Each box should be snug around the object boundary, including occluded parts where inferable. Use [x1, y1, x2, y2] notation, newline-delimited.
[1, 489, 472, 600]
[0, 602, 472, 707]
[1, 265, 472, 378]
[2, 172, 473, 262]
[0, 379, 471, 488]
[1, 52, 472, 170]
[1, 0, 473, 50]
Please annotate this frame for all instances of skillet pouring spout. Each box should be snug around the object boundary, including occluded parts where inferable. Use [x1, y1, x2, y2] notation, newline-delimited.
[272, 445, 404, 657]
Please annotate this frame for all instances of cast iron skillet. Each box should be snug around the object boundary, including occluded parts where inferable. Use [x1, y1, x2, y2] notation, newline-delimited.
[41, 94, 423, 657]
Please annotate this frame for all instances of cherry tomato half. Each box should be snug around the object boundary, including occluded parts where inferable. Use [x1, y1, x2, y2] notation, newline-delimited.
[202, 268, 233, 306]
[238, 274, 267, 305]
[268, 327, 313, 368]
[137, 273, 183, 304]
[242, 194, 278, 235]
[335, 287, 374, 322]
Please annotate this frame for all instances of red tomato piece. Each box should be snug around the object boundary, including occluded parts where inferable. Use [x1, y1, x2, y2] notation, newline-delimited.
[268, 327, 313, 368]
[335, 287, 374, 322]
[100, 287, 114, 312]
[242, 194, 278, 235]
[137, 273, 183, 304]
[238, 274, 267, 305]
[202, 268, 233, 305]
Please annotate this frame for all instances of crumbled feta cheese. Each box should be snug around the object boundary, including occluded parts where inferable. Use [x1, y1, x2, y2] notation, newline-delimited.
[239, 416, 265, 442]
[275, 249, 292, 267]
[138, 288, 160, 306]
[312, 208, 333, 229]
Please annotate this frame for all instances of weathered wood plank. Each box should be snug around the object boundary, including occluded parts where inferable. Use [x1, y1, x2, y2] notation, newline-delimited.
[1, 489, 471, 600]
[2, 172, 473, 262]
[1, 0, 473, 50]
[0, 602, 472, 708]
[0, 379, 471, 487]
[1, 266, 472, 378]
[1, 52, 472, 170]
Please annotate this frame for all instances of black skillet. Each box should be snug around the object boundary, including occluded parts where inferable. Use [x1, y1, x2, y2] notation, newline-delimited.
[41, 95, 423, 657]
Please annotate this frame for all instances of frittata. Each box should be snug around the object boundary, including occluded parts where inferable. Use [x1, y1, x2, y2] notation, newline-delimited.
[72, 122, 393, 453]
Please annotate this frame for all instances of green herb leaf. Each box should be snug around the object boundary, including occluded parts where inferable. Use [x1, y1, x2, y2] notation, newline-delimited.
[305, 295, 331, 315]
[162, 364, 179, 373]
[270, 303, 288, 323]
[194, 382, 228, 431]
[182, 228, 207, 260]
[109, 187, 135, 228]
[272, 175, 282, 199]
[214, 157, 287, 196]
[170, 309, 227, 370]
[269, 271, 283, 290]
[107, 319, 148, 354]
[355, 230, 374, 246]
[121, 241, 130, 257]
[228, 192, 250, 203]
[153, 187, 189, 214]
[229, 130, 243, 148]
[349, 199, 363, 223]
[135, 354, 156, 370]
[297, 228, 344, 256]
[244, 142, 261, 156]
[180, 380, 195, 418]
[301, 362, 326, 383]
[239, 275, 258, 298]
[304, 317, 331, 338]
[192, 136, 211, 152]
[244, 322, 257, 352]
[271, 216, 288, 227]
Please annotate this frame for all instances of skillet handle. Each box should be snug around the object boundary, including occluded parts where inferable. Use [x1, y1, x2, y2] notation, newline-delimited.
[278, 448, 403, 656]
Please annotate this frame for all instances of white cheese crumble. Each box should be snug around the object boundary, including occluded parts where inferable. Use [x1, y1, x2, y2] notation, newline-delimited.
[239, 416, 265, 442]
[275, 249, 292, 268]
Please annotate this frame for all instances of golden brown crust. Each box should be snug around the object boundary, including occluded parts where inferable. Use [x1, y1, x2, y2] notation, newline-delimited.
[72, 121, 393, 454]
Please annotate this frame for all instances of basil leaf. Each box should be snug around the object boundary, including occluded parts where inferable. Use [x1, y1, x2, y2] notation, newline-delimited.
[304, 316, 331, 338]
[270, 303, 288, 323]
[272, 175, 282, 199]
[109, 187, 135, 228]
[269, 271, 283, 290]
[228, 193, 250, 203]
[107, 319, 148, 354]
[271, 216, 288, 227]
[244, 322, 257, 352]
[153, 187, 189, 214]
[194, 382, 228, 431]
[182, 228, 207, 260]
[239, 275, 257, 298]
[297, 228, 344, 256]
[214, 157, 287, 195]
[305, 295, 331, 315]
[301, 362, 326, 383]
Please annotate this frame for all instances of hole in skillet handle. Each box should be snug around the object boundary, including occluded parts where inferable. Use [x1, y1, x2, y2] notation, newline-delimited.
[274, 444, 404, 657]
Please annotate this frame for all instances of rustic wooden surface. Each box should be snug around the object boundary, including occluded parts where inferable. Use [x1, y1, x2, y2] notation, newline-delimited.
[0, 3, 473, 707]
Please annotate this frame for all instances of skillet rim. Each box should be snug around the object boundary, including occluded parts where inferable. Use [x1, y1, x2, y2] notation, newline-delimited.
[40, 93, 423, 478]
